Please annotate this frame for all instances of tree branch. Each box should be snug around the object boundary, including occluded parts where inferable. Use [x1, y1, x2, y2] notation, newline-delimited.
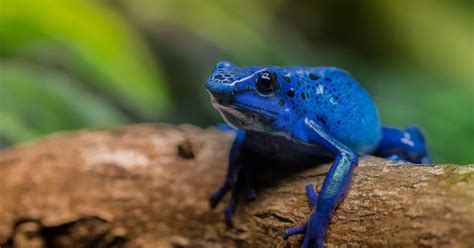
[0, 124, 472, 247]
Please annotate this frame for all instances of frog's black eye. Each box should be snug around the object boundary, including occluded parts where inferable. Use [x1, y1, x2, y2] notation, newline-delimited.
[256, 72, 279, 96]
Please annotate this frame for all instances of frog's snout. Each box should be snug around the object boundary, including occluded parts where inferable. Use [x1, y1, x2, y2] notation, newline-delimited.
[206, 61, 239, 96]
[205, 76, 234, 95]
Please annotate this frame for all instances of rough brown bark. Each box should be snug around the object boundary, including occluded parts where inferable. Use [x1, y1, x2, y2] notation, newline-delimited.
[0, 124, 472, 248]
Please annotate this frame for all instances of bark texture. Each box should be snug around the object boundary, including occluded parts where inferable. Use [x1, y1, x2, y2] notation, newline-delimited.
[0, 124, 472, 248]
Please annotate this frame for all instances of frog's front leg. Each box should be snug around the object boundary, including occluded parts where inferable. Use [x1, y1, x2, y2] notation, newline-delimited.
[209, 129, 255, 224]
[286, 117, 358, 248]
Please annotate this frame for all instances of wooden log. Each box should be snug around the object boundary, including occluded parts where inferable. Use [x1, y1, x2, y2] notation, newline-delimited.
[0, 124, 472, 247]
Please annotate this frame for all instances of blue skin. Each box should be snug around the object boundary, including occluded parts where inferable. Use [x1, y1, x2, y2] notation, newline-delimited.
[205, 61, 431, 247]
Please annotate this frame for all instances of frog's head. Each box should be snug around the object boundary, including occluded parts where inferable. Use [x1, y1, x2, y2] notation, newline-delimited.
[206, 61, 295, 132]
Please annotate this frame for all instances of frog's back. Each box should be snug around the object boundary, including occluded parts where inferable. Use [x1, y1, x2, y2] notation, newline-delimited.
[283, 66, 381, 154]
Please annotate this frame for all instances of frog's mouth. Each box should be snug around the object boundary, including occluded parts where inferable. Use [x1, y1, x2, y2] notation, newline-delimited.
[211, 99, 276, 131]
[209, 93, 233, 107]
[216, 105, 252, 126]
[210, 91, 277, 114]
[232, 102, 279, 117]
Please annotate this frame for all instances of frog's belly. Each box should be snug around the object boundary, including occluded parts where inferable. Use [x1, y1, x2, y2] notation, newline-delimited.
[244, 132, 330, 165]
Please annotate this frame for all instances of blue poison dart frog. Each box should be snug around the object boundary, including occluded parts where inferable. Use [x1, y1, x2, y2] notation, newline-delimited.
[205, 61, 431, 248]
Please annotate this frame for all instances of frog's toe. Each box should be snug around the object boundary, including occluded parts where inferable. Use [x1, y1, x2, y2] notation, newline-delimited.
[283, 223, 307, 240]
[209, 192, 222, 208]
[225, 203, 234, 225]
[284, 221, 321, 248]
[224, 181, 241, 225]
[305, 184, 318, 209]
[209, 182, 231, 208]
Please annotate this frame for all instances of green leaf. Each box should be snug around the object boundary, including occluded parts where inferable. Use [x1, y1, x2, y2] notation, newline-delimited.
[0, 60, 128, 142]
[0, 109, 39, 144]
[0, 0, 170, 119]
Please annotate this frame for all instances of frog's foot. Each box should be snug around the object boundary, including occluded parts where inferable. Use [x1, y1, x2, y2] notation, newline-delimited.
[284, 184, 323, 248]
[209, 165, 257, 225]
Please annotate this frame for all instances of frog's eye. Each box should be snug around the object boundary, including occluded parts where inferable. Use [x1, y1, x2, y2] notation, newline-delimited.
[256, 72, 279, 96]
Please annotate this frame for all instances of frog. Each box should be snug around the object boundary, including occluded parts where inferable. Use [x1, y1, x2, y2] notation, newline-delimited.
[205, 61, 431, 247]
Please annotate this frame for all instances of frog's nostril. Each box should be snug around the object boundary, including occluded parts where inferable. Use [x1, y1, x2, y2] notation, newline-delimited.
[213, 74, 225, 80]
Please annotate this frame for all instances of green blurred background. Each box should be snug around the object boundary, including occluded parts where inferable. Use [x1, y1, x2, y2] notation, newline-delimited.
[0, 0, 472, 163]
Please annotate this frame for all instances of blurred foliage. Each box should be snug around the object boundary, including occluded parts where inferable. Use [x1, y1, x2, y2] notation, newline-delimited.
[0, 0, 472, 163]
[0, 0, 170, 121]
[0, 60, 126, 143]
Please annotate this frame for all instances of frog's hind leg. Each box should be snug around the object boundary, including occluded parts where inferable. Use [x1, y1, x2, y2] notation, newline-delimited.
[372, 126, 432, 164]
